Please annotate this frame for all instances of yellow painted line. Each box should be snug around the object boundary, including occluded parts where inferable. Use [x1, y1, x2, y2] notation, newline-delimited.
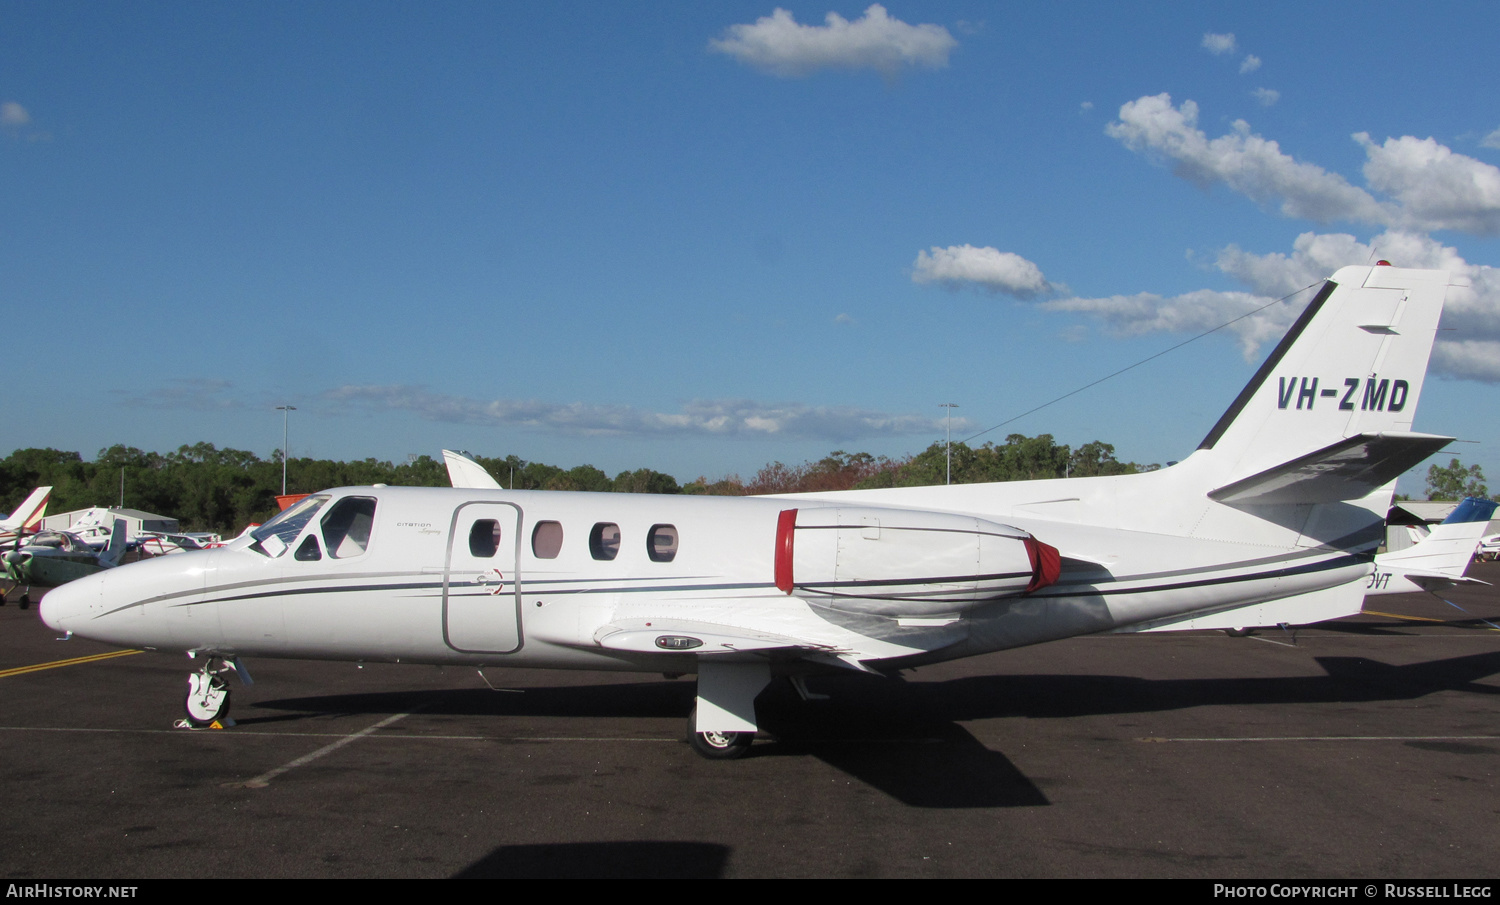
[0, 649, 142, 678]
[1362, 609, 1446, 623]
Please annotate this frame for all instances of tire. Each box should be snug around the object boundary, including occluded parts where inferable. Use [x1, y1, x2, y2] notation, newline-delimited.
[184, 674, 231, 727]
[18, 594, 29, 610]
[1224, 627, 1251, 637]
[686, 706, 753, 759]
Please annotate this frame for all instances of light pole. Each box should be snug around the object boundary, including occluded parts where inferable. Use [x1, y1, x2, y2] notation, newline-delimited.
[277, 405, 296, 495]
[940, 403, 959, 485]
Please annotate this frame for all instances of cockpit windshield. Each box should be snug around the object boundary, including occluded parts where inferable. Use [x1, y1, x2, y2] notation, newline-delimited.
[250, 494, 330, 556]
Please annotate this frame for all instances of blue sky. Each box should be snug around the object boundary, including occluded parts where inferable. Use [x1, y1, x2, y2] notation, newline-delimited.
[4, 2, 1497, 492]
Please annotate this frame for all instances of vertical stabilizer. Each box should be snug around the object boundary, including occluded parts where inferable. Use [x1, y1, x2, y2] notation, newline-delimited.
[0, 486, 52, 532]
[443, 450, 503, 490]
[1195, 265, 1452, 502]
[99, 519, 130, 568]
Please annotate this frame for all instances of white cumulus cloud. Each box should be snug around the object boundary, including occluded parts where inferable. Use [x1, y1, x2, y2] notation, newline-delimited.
[1050, 230, 1500, 381]
[324, 386, 959, 440]
[1240, 54, 1262, 74]
[912, 245, 1051, 297]
[1107, 94, 1391, 224]
[1108, 94, 1500, 237]
[1356, 133, 1500, 235]
[1482, 128, 1500, 150]
[1043, 288, 1295, 362]
[1, 101, 29, 126]
[1252, 87, 1279, 107]
[710, 4, 957, 77]
[1202, 33, 1236, 55]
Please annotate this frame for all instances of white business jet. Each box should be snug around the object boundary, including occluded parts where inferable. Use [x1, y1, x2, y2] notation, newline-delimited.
[41, 264, 1456, 757]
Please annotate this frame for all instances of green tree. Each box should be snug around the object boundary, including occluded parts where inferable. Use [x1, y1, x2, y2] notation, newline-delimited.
[614, 468, 681, 494]
[1425, 459, 1488, 501]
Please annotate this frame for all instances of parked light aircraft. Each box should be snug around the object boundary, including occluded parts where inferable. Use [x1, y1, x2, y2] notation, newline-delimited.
[1364, 497, 1498, 596]
[0, 486, 53, 606]
[0, 486, 51, 548]
[41, 265, 1457, 757]
[5, 520, 128, 609]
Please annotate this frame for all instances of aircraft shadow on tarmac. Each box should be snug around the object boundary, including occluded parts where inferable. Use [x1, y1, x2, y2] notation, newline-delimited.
[241, 647, 1500, 810]
[453, 841, 730, 879]
[248, 679, 1045, 809]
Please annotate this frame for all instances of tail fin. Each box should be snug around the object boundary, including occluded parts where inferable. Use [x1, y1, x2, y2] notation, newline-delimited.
[99, 519, 130, 568]
[443, 449, 503, 490]
[0, 486, 52, 532]
[1193, 265, 1452, 505]
[1368, 497, 1499, 595]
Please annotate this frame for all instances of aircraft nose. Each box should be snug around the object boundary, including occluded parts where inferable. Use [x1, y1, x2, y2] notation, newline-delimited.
[38, 572, 103, 633]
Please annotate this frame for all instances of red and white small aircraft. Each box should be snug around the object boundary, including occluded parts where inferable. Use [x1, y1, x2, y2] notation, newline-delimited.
[41, 265, 1457, 757]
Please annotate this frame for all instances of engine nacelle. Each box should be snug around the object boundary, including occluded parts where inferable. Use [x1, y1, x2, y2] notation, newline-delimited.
[774, 507, 1059, 617]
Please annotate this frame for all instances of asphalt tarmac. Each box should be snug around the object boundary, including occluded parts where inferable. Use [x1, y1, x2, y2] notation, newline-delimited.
[1, 564, 1497, 879]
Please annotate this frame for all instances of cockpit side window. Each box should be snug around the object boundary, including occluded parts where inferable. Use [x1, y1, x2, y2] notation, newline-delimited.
[295, 535, 322, 561]
[251, 494, 330, 557]
[321, 496, 377, 559]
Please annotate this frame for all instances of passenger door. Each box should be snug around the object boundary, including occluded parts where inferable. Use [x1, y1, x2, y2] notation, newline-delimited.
[443, 502, 522, 654]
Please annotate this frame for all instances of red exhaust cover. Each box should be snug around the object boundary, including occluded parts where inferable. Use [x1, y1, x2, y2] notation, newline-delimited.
[1024, 536, 1061, 593]
[774, 509, 797, 594]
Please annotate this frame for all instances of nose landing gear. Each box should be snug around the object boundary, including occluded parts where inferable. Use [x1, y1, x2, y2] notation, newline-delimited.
[180, 656, 252, 728]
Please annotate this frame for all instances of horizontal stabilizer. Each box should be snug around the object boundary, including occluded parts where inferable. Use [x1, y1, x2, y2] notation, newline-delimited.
[1392, 569, 1491, 591]
[594, 618, 842, 656]
[1209, 432, 1453, 505]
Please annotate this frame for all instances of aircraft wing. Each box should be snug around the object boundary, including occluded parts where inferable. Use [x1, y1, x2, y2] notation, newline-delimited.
[1209, 432, 1453, 505]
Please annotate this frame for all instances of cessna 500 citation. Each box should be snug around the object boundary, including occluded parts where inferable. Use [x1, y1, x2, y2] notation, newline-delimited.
[41, 264, 1457, 758]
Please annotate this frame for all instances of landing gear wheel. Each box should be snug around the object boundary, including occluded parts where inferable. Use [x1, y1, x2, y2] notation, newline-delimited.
[18, 593, 29, 610]
[1224, 626, 1251, 637]
[184, 672, 231, 727]
[687, 707, 753, 759]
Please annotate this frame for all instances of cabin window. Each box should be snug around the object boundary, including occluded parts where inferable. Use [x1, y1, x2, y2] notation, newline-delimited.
[321, 496, 377, 559]
[531, 521, 564, 559]
[295, 535, 322, 561]
[469, 519, 502, 558]
[647, 524, 678, 563]
[589, 522, 621, 561]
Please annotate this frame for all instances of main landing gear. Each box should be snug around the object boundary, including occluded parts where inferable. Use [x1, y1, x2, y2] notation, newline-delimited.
[181, 656, 253, 728]
[687, 660, 771, 760]
[0, 582, 31, 610]
[687, 705, 754, 759]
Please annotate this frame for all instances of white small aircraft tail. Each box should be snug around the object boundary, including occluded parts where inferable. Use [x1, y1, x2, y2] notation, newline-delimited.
[0, 486, 52, 533]
[98, 519, 130, 568]
[1367, 497, 1498, 595]
[442, 449, 502, 490]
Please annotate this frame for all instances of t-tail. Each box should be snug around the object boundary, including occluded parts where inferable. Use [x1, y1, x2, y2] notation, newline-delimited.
[1188, 264, 1452, 520]
[1119, 264, 1455, 634]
